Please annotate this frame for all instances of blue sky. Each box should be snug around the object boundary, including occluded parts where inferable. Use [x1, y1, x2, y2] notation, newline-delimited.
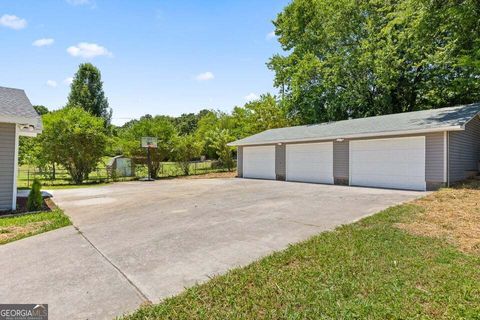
[0, 0, 289, 125]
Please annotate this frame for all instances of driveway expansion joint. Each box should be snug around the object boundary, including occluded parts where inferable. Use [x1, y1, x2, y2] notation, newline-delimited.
[73, 224, 152, 304]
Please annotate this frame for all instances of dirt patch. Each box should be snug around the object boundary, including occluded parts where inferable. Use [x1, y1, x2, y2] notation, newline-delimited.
[396, 180, 480, 254]
[179, 171, 236, 180]
[0, 221, 51, 243]
[14, 197, 52, 214]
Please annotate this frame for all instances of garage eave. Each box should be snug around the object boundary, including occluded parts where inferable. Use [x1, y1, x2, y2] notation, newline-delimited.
[228, 126, 464, 147]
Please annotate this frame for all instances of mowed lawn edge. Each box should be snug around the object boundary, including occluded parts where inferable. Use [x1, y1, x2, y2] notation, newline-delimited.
[0, 209, 71, 245]
[122, 187, 480, 319]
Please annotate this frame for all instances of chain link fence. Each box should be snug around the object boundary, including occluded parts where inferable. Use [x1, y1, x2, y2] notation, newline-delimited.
[18, 160, 236, 188]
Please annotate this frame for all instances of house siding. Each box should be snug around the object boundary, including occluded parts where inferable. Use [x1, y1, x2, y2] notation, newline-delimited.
[275, 144, 286, 180]
[449, 116, 480, 183]
[0, 123, 16, 210]
[425, 132, 445, 183]
[237, 146, 243, 178]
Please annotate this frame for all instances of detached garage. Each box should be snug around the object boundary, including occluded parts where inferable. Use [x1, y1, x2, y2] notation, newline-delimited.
[229, 103, 480, 191]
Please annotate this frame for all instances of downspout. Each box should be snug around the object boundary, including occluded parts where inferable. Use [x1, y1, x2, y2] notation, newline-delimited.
[447, 131, 450, 187]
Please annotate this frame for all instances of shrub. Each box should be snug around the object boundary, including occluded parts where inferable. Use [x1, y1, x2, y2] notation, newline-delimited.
[27, 179, 43, 212]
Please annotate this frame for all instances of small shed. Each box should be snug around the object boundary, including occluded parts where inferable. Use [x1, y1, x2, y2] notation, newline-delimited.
[107, 155, 135, 177]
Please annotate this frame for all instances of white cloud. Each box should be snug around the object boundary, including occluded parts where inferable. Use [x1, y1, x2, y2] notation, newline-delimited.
[33, 38, 54, 47]
[66, 0, 91, 5]
[46, 80, 58, 88]
[245, 93, 260, 102]
[0, 14, 27, 30]
[64, 77, 74, 85]
[67, 42, 113, 59]
[195, 71, 214, 81]
[266, 31, 275, 40]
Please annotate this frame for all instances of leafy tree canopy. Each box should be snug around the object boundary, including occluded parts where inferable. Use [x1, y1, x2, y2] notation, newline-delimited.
[67, 63, 112, 124]
[268, 0, 480, 124]
[40, 107, 107, 184]
[33, 105, 49, 115]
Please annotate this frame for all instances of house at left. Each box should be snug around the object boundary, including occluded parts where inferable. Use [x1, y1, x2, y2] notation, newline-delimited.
[0, 86, 42, 211]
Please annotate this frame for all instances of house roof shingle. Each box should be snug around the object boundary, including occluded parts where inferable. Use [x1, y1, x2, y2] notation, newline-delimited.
[228, 103, 480, 146]
[0, 86, 42, 129]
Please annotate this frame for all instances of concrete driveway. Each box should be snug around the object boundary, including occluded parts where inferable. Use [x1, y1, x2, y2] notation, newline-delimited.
[0, 178, 423, 319]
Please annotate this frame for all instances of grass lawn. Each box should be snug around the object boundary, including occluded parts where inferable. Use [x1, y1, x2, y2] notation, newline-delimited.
[124, 182, 480, 319]
[0, 209, 71, 245]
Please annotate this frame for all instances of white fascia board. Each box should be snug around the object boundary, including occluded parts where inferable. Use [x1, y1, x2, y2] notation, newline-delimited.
[18, 127, 42, 137]
[12, 125, 19, 210]
[0, 115, 40, 128]
[228, 126, 464, 147]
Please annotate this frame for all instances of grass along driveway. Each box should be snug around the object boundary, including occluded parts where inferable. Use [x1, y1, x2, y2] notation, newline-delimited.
[124, 182, 480, 319]
[0, 209, 71, 245]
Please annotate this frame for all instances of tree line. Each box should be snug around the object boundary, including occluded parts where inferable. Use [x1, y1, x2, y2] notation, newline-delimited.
[20, 0, 480, 184]
[20, 64, 289, 183]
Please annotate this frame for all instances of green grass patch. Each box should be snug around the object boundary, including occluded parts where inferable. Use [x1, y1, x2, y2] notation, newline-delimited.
[123, 203, 480, 319]
[0, 209, 71, 245]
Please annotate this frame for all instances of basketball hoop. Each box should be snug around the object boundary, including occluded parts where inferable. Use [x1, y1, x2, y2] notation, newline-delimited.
[141, 137, 158, 148]
[141, 137, 158, 181]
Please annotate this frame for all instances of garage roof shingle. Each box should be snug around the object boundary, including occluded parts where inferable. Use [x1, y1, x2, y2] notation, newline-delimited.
[229, 103, 480, 146]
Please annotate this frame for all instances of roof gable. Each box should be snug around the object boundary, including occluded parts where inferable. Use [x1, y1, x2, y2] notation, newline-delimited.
[0, 86, 42, 129]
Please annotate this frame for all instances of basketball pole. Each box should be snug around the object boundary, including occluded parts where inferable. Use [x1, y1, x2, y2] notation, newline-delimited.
[147, 146, 152, 180]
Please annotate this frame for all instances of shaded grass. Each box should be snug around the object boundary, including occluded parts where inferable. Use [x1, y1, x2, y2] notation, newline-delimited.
[123, 202, 480, 319]
[0, 209, 71, 245]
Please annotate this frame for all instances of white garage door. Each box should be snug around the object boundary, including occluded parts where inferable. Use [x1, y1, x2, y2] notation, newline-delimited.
[350, 136, 426, 191]
[243, 146, 276, 180]
[286, 142, 334, 184]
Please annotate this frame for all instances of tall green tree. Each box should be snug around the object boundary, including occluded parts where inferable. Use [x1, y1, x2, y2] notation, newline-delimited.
[268, 0, 480, 124]
[33, 105, 49, 115]
[239, 93, 290, 135]
[172, 110, 210, 135]
[67, 63, 112, 124]
[40, 107, 107, 184]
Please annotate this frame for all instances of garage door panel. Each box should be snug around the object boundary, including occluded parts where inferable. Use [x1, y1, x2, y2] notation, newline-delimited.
[286, 142, 333, 184]
[350, 137, 426, 191]
[243, 146, 276, 180]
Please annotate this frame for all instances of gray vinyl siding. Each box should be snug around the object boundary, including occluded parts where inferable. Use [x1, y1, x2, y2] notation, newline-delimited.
[333, 140, 349, 179]
[0, 123, 16, 210]
[275, 144, 286, 180]
[237, 146, 243, 178]
[449, 116, 480, 183]
[425, 132, 445, 182]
